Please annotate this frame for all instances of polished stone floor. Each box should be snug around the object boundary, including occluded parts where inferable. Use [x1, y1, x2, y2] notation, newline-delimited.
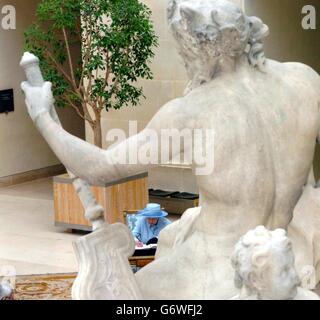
[0, 178, 80, 276]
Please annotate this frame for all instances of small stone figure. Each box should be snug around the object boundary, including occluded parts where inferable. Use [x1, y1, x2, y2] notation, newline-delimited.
[0, 282, 14, 301]
[231, 226, 319, 300]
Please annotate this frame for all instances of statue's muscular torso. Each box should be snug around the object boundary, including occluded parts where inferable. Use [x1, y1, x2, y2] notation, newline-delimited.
[192, 59, 320, 232]
[136, 59, 320, 299]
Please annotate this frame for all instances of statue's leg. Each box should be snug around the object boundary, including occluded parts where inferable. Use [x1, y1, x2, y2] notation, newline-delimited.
[71, 176, 105, 230]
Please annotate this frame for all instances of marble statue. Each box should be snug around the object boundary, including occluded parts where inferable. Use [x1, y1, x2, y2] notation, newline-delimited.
[231, 226, 319, 300]
[20, 0, 320, 299]
[0, 282, 13, 300]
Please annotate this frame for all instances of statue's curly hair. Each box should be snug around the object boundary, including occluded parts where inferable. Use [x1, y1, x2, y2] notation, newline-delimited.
[247, 16, 269, 70]
[168, 0, 269, 72]
[231, 226, 292, 295]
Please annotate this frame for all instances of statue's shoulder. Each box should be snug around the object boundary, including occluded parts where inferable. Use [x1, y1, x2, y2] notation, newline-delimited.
[157, 97, 184, 119]
[267, 59, 320, 82]
[295, 287, 320, 300]
[148, 97, 187, 130]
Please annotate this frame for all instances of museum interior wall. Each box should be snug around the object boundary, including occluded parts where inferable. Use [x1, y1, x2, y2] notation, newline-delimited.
[0, 0, 85, 179]
[244, 0, 320, 179]
[85, 0, 188, 146]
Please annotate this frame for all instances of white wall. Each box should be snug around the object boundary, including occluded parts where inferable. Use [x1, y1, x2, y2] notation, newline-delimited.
[0, 0, 84, 177]
[86, 0, 188, 146]
[244, 0, 320, 68]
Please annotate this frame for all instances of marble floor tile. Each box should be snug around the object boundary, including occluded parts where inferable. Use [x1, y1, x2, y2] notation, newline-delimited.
[0, 179, 80, 276]
[0, 178, 54, 200]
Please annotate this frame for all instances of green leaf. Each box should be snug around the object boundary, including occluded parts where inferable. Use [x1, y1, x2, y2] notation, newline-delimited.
[24, 0, 158, 115]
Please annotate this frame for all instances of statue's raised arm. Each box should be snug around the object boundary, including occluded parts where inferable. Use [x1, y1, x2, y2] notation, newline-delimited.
[20, 53, 186, 187]
[20, 53, 106, 229]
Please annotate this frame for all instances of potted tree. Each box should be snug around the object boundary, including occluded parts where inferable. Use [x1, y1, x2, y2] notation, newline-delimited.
[24, 0, 158, 147]
[24, 0, 158, 229]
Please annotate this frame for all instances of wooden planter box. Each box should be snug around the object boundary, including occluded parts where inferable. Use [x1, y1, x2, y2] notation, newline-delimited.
[53, 173, 149, 231]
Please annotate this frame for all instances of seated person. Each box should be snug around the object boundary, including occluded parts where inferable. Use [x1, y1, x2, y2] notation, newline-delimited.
[132, 203, 171, 247]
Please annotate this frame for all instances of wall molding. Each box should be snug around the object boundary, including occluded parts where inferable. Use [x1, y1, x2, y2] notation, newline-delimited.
[0, 164, 66, 188]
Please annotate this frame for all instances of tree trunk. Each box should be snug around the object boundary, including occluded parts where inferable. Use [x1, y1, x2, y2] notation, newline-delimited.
[93, 118, 103, 148]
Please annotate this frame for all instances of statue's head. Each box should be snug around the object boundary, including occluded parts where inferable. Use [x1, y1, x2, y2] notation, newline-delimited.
[231, 226, 300, 300]
[167, 0, 269, 86]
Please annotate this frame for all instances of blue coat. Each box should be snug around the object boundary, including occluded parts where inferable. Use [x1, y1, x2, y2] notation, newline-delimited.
[132, 217, 171, 244]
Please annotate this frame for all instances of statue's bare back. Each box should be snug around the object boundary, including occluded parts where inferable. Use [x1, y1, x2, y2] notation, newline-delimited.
[135, 59, 320, 299]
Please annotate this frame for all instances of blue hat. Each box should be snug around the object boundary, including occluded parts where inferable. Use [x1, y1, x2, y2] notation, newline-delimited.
[137, 203, 168, 218]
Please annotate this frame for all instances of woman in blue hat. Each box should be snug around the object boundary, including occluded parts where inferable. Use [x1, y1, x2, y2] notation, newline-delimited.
[132, 203, 172, 246]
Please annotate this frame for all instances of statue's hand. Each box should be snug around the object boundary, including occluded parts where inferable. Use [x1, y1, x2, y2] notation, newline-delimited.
[21, 81, 54, 121]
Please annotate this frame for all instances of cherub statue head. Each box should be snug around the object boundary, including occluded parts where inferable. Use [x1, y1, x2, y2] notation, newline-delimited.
[231, 226, 301, 300]
[167, 0, 269, 91]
